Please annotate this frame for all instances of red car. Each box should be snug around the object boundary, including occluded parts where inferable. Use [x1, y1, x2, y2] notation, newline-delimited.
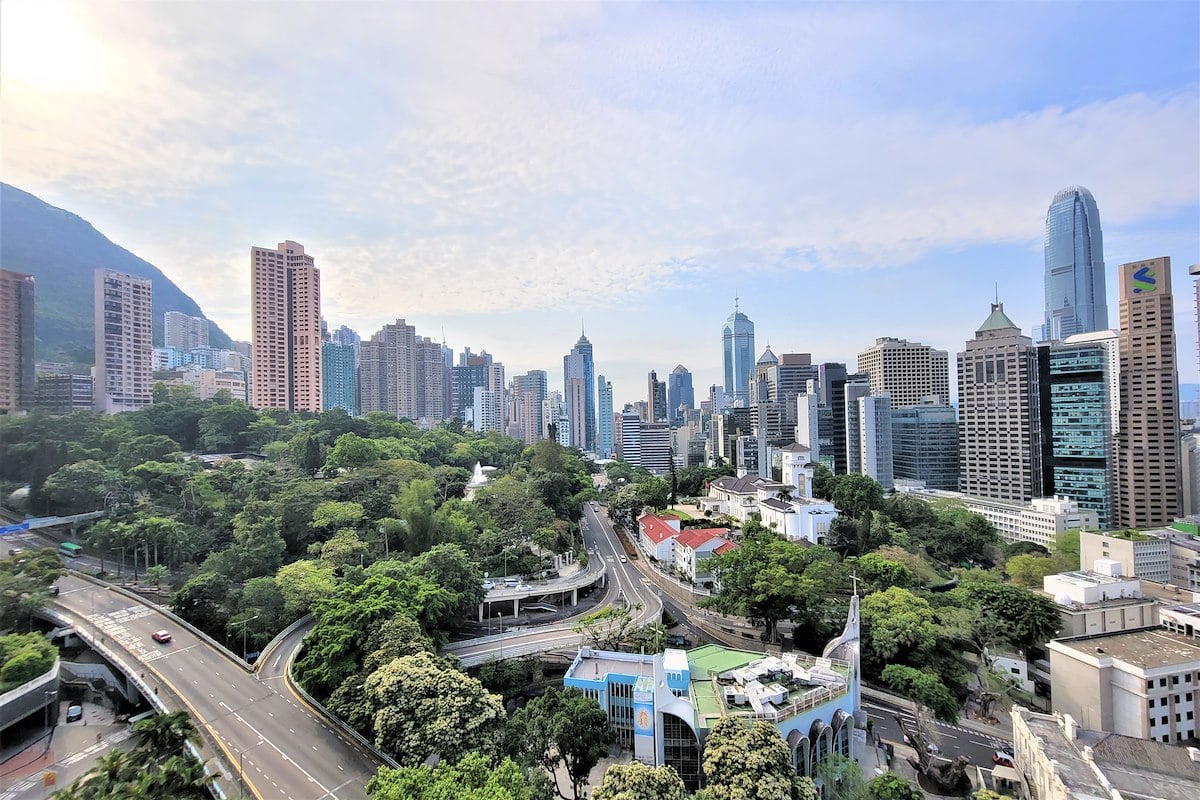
[151, 630, 172, 644]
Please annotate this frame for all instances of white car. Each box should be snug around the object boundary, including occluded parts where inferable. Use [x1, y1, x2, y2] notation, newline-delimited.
[515, 583, 533, 591]
[481, 580, 496, 591]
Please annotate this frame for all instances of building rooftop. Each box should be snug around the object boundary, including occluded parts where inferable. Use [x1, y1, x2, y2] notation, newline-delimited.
[674, 528, 728, 550]
[976, 302, 1020, 333]
[1017, 708, 1200, 800]
[1053, 627, 1200, 670]
[639, 514, 679, 544]
[569, 648, 655, 683]
[1054, 570, 1136, 587]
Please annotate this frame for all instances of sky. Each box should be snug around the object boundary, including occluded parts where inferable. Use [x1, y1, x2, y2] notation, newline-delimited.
[2, 1, 1198, 409]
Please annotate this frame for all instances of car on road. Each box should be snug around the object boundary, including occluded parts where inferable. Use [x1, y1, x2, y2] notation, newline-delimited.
[151, 630, 172, 644]
[515, 584, 533, 591]
[993, 751, 1014, 768]
[65, 704, 83, 723]
[8, 547, 24, 557]
[481, 580, 496, 591]
[619, 555, 627, 563]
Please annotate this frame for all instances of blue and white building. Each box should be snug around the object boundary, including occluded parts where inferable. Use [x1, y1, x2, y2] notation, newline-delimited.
[565, 596, 863, 789]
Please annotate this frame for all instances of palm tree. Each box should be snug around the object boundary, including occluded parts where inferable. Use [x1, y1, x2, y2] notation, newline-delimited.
[94, 748, 139, 786]
[133, 710, 199, 762]
[159, 755, 217, 797]
[776, 485, 794, 503]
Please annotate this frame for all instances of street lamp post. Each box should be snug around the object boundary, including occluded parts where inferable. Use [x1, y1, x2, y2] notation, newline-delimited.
[495, 612, 503, 658]
[230, 616, 260, 661]
[238, 738, 267, 800]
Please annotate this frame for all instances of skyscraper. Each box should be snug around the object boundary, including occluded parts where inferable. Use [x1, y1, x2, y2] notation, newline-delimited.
[251, 241, 322, 411]
[0, 270, 35, 413]
[722, 301, 755, 407]
[322, 340, 358, 415]
[1116, 257, 1181, 527]
[957, 302, 1043, 501]
[164, 311, 209, 351]
[94, 269, 153, 413]
[359, 319, 417, 418]
[667, 365, 694, 426]
[891, 401, 959, 490]
[647, 370, 667, 423]
[597, 375, 615, 458]
[513, 370, 548, 445]
[452, 349, 492, 419]
[856, 337, 950, 407]
[564, 331, 595, 451]
[1043, 186, 1107, 341]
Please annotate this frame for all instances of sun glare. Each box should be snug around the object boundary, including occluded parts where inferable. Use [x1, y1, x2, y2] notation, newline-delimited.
[0, 1, 106, 92]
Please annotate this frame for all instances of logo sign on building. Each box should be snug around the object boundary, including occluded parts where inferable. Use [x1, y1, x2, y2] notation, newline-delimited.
[1132, 266, 1157, 294]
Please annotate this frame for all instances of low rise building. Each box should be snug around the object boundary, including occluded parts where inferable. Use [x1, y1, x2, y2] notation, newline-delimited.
[1010, 706, 1199, 800]
[1080, 530, 1174, 584]
[1047, 624, 1200, 743]
[896, 486, 1099, 547]
[638, 514, 682, 562]
[672, 528, 733, 584]
[758, 496, 838, 545]
[701, 475, 789, 522]
[564, 595, 864, 789]
[1044, 569, 1159, 638]
[34, 373, 93, 414]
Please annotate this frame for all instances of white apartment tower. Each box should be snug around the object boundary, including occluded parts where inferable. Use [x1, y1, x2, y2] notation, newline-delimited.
[94, 270, 153, 413]
[251, 241, 322, 411]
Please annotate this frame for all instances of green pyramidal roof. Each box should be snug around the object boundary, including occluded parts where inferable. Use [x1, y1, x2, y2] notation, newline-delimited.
[978, 303, 1018, 332]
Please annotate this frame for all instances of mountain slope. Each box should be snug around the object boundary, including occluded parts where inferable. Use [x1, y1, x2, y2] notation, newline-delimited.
[0, 183, 232, 364]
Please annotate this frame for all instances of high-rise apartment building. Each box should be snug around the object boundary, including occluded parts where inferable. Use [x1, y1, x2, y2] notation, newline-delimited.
[322, 340, 358, 415]
[856, 337, 950, 408]
[251, 241, 321, 411]
[648, 370, 667, 423]
[843, 376, 871, 475]
[957, 302, 1043, 501]
[1043, 186, 1107, 341]
[0, 270, 35, 413]
[667, 365, 694, 426]
[597, 376, 615, 458]
[414, 336, 447, 422]
[1116, 257, 1181, 527]
[891, 401, 959, 490]
[564, 332, 595, 451]
[164, 311, 209, 351]
[722, 301, 755, 408]
[512, 370, 547, 445]
[94, 269, 153, 413]
[359, 319, 417, 418]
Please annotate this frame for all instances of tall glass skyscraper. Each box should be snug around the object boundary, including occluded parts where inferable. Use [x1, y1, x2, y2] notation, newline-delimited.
[1043, 341, 1113, 528]
[722, 301, 755, 408]
[596, 375, 615, 458]
[564, 331, 595, 452]
[667, 364, 694, 426]
[1043, 186, 1107, 341]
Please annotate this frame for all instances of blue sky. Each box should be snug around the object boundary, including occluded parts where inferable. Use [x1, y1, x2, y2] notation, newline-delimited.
[2, 1, 1197, 408]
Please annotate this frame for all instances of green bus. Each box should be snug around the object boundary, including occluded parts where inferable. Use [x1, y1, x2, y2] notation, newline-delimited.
[58, 542, 83, 558]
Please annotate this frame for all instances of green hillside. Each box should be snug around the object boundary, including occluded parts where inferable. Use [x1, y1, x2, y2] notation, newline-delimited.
[0, 183, 232, 365]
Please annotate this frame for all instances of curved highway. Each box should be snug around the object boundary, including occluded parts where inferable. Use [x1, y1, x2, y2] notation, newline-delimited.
[446, 503, 662, 666]
[50, 577, 380, 800]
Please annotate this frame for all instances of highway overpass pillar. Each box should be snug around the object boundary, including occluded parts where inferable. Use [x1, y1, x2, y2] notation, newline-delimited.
[571, 588, 577, 607]
[477, 603, 484, 623]
[513, 598, 519, 616]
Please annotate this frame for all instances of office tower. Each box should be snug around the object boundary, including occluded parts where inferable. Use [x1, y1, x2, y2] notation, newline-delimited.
[94, 269, 153, 413]
[667, 365, 694, 426]
[322, 340, 358, 415]
[891, 400, 959, 490]
[856, 337, 950, 408]
[1043, 186, 1107, 341]
[513, 370, 547, 445]
[1116, 257, 1181, 527]
[843, 375, 870, 475]
[1042, 338, 1116, 528]
[816, 363, 849, 474]
[722, 300, 755, 407]
[639, 423, 672, 475]
[564, 331, 595, 451]
[772, 353, 818, 425]
[359, 319, 418, 418]
[858, 395, 894, 490]
[796, 394, 822, 467]
[619, 407, 641, 464]
[0, 270, 35, 413]
[957, 302, 1043, 501]
[164, 311, 209, 351]
[451, 349, 492, 419]
[1183, 433, 1200, 517]
[597, 376, 615, 458]
[472, 386, 502, 433]
[647, 370, 667, 423]
[251, 240, 321, 411]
